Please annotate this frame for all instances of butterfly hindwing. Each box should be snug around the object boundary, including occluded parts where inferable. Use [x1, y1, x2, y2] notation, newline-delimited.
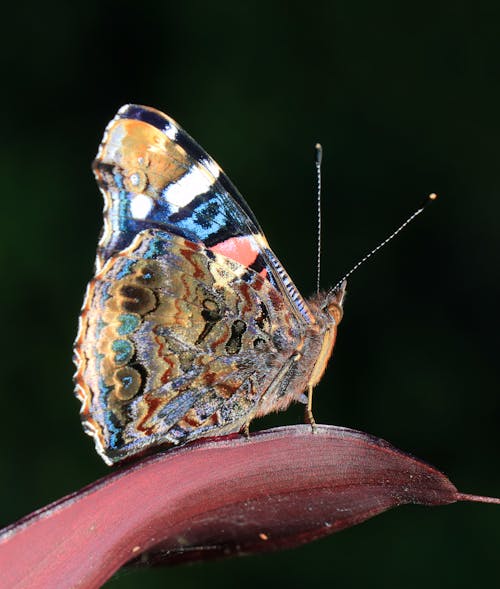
[75, 229, 304, 463]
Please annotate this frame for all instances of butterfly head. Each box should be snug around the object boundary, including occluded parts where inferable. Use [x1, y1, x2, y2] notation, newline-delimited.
[322, 280, 346, 327]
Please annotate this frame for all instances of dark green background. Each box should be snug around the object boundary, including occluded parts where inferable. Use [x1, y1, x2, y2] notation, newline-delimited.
[1, 2, 499, 587]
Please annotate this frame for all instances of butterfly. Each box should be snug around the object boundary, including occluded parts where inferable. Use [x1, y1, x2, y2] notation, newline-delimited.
[74, 105, 345, 465]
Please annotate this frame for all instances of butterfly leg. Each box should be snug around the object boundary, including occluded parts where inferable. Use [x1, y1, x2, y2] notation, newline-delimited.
[241, 420, 251, 439]
[305, 384, 317, 433]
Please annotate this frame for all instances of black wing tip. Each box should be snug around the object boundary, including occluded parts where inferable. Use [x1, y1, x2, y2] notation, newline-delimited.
[116, 104, 174, 133]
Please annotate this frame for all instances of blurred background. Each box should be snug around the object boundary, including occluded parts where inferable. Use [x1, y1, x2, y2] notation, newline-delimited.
[1, 1, 499, 587]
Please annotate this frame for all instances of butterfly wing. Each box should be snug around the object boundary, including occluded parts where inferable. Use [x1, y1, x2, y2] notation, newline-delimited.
[75, 229, 305, 464]
[93, 104, 314, 324]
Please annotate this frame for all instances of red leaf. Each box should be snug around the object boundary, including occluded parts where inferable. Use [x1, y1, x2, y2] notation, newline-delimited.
[0, 425, 498, 589]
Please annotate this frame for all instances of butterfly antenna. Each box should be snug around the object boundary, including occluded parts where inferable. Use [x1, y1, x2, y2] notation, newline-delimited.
[330, 193, 438, 294]
[315, 143, 323, 294]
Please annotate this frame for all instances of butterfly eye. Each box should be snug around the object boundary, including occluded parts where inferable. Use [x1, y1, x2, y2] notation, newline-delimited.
[327, 302, 343, 326]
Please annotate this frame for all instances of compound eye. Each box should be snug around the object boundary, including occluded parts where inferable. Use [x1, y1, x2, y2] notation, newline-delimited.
[327, 301, 343, 325]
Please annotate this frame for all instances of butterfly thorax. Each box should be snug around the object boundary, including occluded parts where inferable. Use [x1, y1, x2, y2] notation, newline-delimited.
[253, 284, 345, 419]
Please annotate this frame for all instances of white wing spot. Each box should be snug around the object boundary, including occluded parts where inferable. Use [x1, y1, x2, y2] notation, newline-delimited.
[130, 193, 154, 219]
[164, 122, 178, 140]
[129, 172, 141, 187]
[201, 157, 221, 179]
[162, 165, 216, 210]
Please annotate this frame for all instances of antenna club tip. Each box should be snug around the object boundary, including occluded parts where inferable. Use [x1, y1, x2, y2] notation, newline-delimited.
[315, 143, 323, 164]
[429, 192, 438, 201]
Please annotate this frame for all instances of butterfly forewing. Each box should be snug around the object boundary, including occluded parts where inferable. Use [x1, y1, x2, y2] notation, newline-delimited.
[93, 104, 312, 323]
